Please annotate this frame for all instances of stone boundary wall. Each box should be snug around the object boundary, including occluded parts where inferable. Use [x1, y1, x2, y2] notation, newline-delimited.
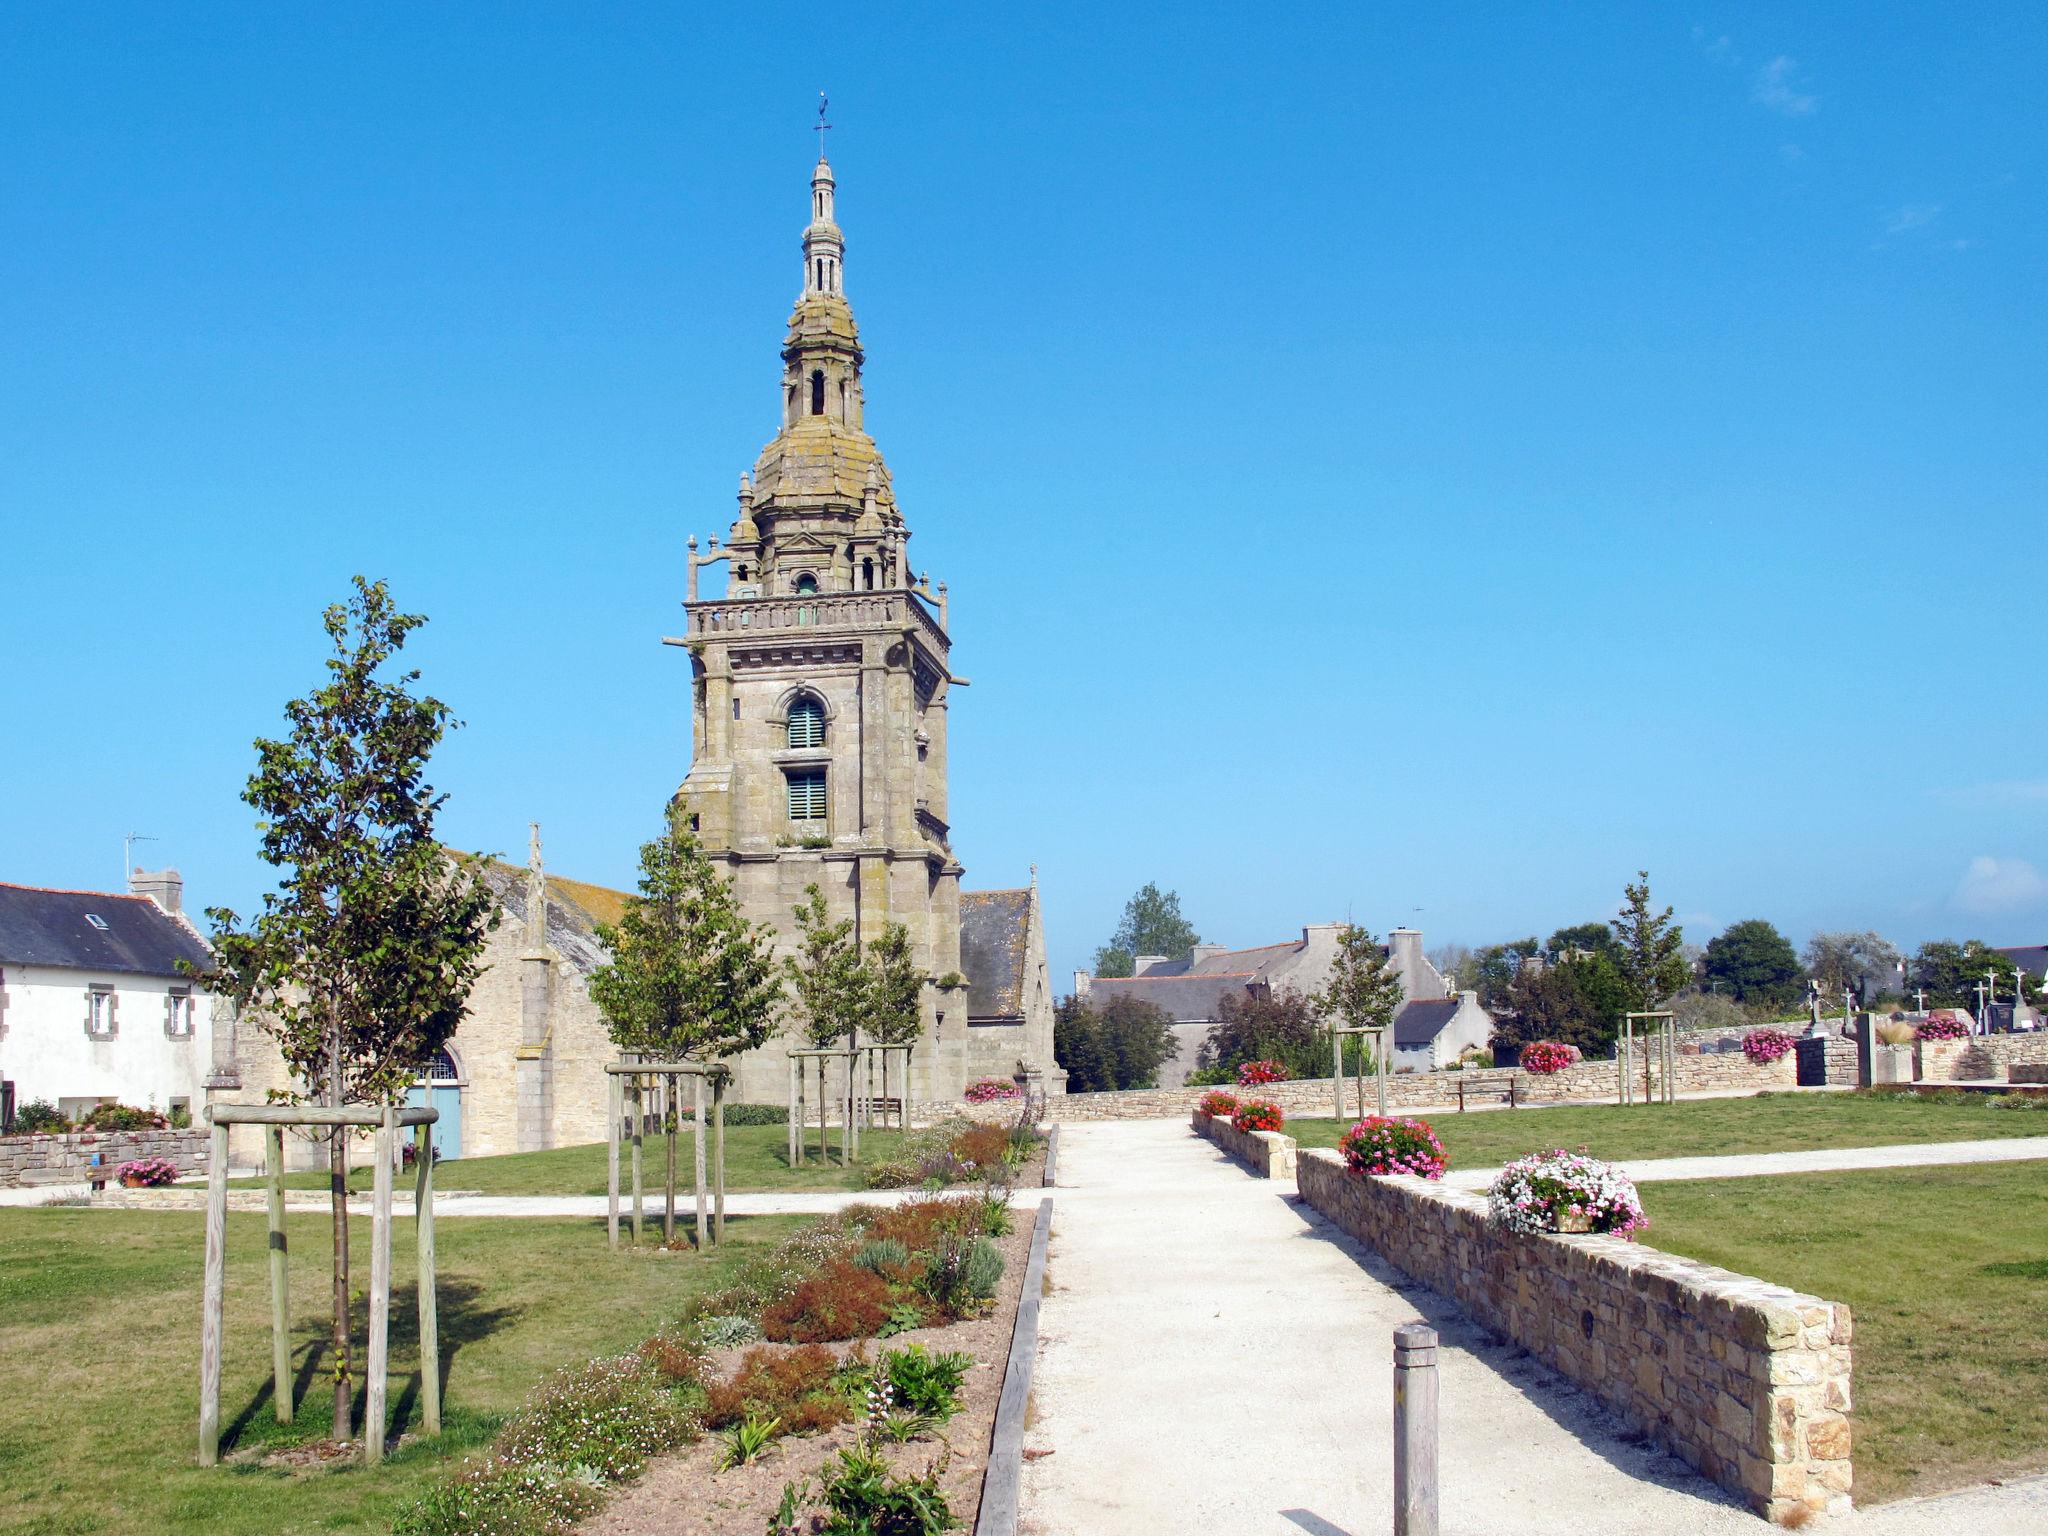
[1047, 1051, 1795, 1123]
[0, 1127, 210, 1188]
[1916, 1033, 2048, 1083]
[1295, 1148, 1852, 1524]
[1190, 1109, 1296, 1178]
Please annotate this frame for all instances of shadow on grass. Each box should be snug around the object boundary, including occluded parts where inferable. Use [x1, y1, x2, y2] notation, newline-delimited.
[221, 1276, 520, 1457]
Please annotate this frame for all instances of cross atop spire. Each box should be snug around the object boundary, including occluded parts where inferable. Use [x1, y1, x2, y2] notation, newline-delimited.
[814, 92, 831, 163]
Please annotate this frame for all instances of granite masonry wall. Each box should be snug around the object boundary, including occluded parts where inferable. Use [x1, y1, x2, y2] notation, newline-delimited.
[1190, 1109, 1296, 1178]
[1294, 1148, 1853, 1524]
[1916, 1033, 2048, 1083]
[0, 1127, 210, 1188]
[1047, 1050, 1796, 1122]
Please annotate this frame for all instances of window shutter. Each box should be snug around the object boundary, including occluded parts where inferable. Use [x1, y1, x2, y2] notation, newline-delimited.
[788, 770, 827, 821]
[787, 700, 825, 750]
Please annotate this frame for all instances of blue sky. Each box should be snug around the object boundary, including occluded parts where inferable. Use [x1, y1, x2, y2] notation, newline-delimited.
[2, 4, 2042, 984]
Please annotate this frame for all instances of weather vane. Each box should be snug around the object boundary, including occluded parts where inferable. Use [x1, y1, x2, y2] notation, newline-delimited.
[815, 92, 831, 158]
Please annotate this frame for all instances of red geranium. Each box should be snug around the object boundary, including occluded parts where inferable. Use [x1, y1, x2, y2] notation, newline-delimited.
[1233, 1099, 1284, 1134]
[1338, 1116, 1447, 1179]
[1198, 1089, 1239, 1118]
[1236, 1059, 1287, 1087]
[1519, 1040, 1581, 1075]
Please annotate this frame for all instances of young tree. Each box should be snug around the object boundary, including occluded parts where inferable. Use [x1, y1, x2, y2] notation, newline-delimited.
[1803, 931, 1903, 1001]
[588, 819, 783, 1062]
[1312, 925, 1406, 1061]
[1610, 871, 1689, 1013]
[784, 885, 866, 1047]
[1092, 882, 1200, 978]
[204, 577, 497, 1443]
[1700, 919, 1803, 1009]
[860, 921, 927, 1102]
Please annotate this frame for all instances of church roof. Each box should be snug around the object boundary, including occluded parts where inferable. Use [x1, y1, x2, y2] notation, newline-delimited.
[960, 888, 1032, 1020]
[0, 882, 212, 978]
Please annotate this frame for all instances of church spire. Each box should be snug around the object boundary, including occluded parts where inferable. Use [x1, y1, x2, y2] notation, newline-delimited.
[803, 94, 844, 300]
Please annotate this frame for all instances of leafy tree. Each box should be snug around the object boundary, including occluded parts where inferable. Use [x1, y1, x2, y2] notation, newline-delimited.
[1053, 995, 1176, 1091]
[1313, 925, 1406, 1058]
[1611, 870, 1689, 1012]
[1092, 882, 1199, 978]
[1466, 938, 1540, 1010]
[1546, 922, 1620, 962]
[1908, 938, 2017, 1009]
[861, 922, 924, 1047]
[1199, 990, 1330, 1079]
[1053, 996, 1112, 1092]
[1668, 989, 1749, 1033]
[203, 577, 498, 1443]
[1495, 951, 1633, 1057]
[1803, 931, 1903, 1002]
[1700, 919, 1803, 1009]
[785, 885, 866, 1048]
[589, 819, 782, 1063]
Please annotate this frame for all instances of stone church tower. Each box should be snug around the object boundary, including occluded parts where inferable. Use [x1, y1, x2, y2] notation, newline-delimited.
[670, 146, 972, 1105]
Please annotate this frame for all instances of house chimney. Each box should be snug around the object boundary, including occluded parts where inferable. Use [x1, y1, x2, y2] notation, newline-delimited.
[1133, 954, 1169, 976]
[130, 867, 184, 915]
[1188, 944, 1228, 966]
[1073, 970, 1093, 999]
[1388, 927, 1430, 1002]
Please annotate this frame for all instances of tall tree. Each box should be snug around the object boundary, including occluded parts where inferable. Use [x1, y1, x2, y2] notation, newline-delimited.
[1700, 919, 1804, 1008]
[203, 577, 497, 1443]
[1546, 922, 1620, 962]
[1467, 938, 1541, 1010]
[589, 819, 783, 1062]
[784, 885, 866, 1047]
[1053, 997, 1111, 1093]
[1803, 931, 1903, 1001]
[1611, 871, 1689, 1012]
[1908, 938, 2015, 1008]
[1092, 882, 1199, 978]
[1312, 925, 1406, 1064]
[1097, 995, 1177, 1089]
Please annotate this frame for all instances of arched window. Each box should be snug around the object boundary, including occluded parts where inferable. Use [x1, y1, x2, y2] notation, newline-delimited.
[787, 696, 825, 749]
[810, 371, 826, 415]
[861, 557, 875, 590]
[793, 572, 819, 596]
[422, 1047, 459, 1082]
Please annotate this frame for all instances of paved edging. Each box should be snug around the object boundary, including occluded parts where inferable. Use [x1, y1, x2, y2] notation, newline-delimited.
[976, 1195, 1053, 1536]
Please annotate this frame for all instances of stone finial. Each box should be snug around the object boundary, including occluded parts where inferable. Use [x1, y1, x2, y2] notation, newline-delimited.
[738, 471, 754, 506]
[524, 822, 548, 950]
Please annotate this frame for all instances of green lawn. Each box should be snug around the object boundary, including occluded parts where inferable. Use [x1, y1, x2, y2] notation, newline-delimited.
[1284, 1090, 2048, 1170]
[0, 1207, 799, 1535]
[230, 1122, 910, 1197]
[1645, 1163, 2048, 1503]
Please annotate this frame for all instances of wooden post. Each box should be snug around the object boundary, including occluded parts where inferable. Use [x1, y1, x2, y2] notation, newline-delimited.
[198, 1117, 230, 1466]
[1332, 1027, 1345, 1122]
[606, 1071, 622, 1251]
[816, 1058, 827, 1163]
[692, 1071, 707, 1251]
[662, 1075, 677, 1246]
[265, 1125, 292, 1425]
[840, 1053, 853, 1166]
[415, 1122, 440, 1436]
[1393, 1323, 1439, 1536]
[712, 1076, 726, 1244]
[629, 1074, 644, 1244]
[787, 1057, 800, 1169]
[363, 1109, 395, 1466]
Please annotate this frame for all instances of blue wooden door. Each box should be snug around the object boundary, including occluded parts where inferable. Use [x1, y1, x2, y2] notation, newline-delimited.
[406, 1051, 464, 1162]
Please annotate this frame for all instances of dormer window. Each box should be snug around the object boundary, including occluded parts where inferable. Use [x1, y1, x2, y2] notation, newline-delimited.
[84, 913, 109, 931]
[787, 696, 825, 749]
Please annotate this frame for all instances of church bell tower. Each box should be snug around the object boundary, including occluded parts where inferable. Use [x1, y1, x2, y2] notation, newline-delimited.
[669, 130, 968, 1102]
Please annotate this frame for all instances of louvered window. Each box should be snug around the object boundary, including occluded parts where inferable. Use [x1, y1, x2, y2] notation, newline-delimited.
[787, 769, 827, 822]
[787, 698, 825, 749]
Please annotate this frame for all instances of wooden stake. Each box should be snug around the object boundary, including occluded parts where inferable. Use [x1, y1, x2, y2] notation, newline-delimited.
[415, 1122, 440, 1436]
[1394, 1324, 1440, 1536]
[198, 1117, 229, 1466]
[713, 1077, 726, 1245]
[662, 1076, 677, 1246]
[630, 1075, 644, 1243]
[265, 1125, 291, 1425]
[364, 1109, 394, 1466]
[606, 1071, 622, 1251]
[692, 1072, 707, 1251]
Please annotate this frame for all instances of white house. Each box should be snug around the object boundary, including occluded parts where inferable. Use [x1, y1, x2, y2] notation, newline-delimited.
[0, 870, 217, 1124]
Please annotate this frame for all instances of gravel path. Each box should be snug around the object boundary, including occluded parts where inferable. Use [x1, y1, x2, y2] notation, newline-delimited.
[1438, 1135, 2048, 1190]
[1017, 1119, 2045, 1535]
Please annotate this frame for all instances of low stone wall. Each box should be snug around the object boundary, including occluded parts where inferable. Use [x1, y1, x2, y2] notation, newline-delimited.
[1916, 1033, 2048, 1083]
[1190, 1110, 1296, 1178]
[2010, 1063, 2048, 1085]
[1048, 1050, 1795, 1123]
[0, 1127, 211, 1189]
[1295, 1149, 1852, 1524]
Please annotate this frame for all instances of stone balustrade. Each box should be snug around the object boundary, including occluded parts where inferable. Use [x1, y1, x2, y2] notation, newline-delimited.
[688, 590, 946, 648]
[1294, 1148, 1853, 1524]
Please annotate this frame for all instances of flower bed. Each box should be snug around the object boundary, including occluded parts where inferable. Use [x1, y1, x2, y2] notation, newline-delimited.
[1232, 1099, 1283, 1133]
[1487, 1149, 1647, 1237]
[1338, 1116, 1446, 1179]
[1915, 1013, 1970, 1041]
[963, 1077, 1022, 1103]
[1741, 1027, 1798, 1064]
[1517, 1040, 1581, 1075]
[1235, 1059, 1287, 1087]
[114, 1157, 179, 1188]
[1196, 1089, 1238, 1118]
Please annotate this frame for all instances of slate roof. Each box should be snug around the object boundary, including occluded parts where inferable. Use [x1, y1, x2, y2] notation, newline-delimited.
[960, 888, 1031, 1020]
[1392, 998, 1460, 1048]
[477, 861, 616, 973]
[1138, 941, 1303, 980]
[0, 883, 212, 978]
[1996, 944, 2048, 976]
[1084, 972, 1253, 1023]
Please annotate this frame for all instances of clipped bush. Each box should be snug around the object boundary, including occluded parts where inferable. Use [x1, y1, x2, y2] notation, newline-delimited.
[1232, 1099, 1284, 1133]
[1741, 1027, 1798, 1064]
[1518, 1040, 1580, 1075]
[720, 1103, 789, 1126]
[1338, 1117, 1447, 1179]
[1197, 1089, 1238, 1118]
[761, 1259, 892, 1343]
[702, 1344, 852, 1435]
[1488, 1150, 1647, 1238]
[1235, 1059, 1287, 1087]
[963, 1077, 1022, 1103]
[495, 1354, 688, 1483]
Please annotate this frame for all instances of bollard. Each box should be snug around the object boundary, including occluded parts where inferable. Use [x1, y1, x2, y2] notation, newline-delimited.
[1393, 1323, 1439, 1536]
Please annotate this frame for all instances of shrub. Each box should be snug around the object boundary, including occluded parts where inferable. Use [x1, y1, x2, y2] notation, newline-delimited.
[818, 1442, 955, 1536]
[1235, 1058, 1287, 1087]
[8, 1099, 68, 1135]
[1916, 1013, 1971, 1041]
[950, 1121, 1014, 1173]
[693, 1313, 762, 1350]
[1338, 1117, 1447, 1179]
[861, 1193, 992, 1251]
[883, 1344, 973, 1419]
[1196, 1089, 1238, 1118]
[862, 1158, 922, 1190]
[721, 1102, 789, 1126]
[82, 1103, 167, 1132]
[1462, 1049, 1495, 1070]
[963, 1077, 1021, 1103]
[1741, 1027, 1798, 1064]
[394, 1455, 604, 1536]
[1488, 1150, 1647, 1238]
[494, 1354, 688, 1483]
[855, 1238, 913, 1279]
[761, 1259, 892, 1343]
[917, 1232, 1004, 1316]
[114, 1158, 179, 1187]
[1518, 1040, 1581, 1075]
[1232, 1099, 1284, 1133]
[702, 1344, 852, 1435]
[638, 1327, 707, 1385]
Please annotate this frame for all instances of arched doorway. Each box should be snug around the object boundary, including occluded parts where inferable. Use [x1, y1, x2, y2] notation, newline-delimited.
[406, 1045, 464, 1161]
